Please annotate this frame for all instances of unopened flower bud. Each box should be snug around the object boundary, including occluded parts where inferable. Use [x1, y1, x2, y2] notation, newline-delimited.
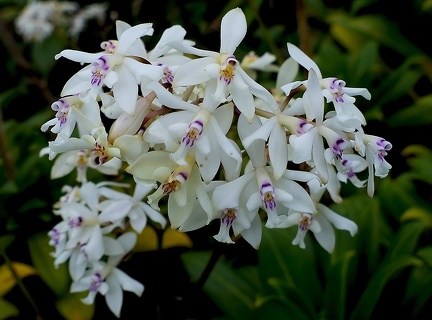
[108, 92, 156, 144]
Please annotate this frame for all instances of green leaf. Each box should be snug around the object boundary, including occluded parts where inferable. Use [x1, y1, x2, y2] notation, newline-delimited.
[0, 262, 38, 296]
[28, 232, 70, 297]
[403, 259, 432, 316]
[401, 144, 432, 185]
[347, 41, 378, 87]
[31, 36, 67, 76]
[0, 298, 19, 319]
[324, 250, 356, 320]
[385, 221, 428, 260]
[0, 234, 15, 252]
[181, 251, 256, 320]
[255, 297, 310, 320]
[256, 279, 312, 320]
[364, 55, 426, 120]
[257, 227, 321, 318]
[328, 12, 423, 56]
[377, 177, 420, 221]
[330, 194, 389, 270]
[401, 207, 432, 227]
[56, 292, 95, 320]
[417, 246, 432, 267]
[388, 95, 432, 127]
[349, 255, 422, 320]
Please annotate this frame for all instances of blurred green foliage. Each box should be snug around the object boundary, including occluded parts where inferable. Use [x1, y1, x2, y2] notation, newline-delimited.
[0, 0, 431, 319]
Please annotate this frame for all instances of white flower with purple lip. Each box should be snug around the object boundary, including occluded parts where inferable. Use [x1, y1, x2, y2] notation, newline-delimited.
[286, 68, 351, 184]
[241, 100, 314, 180]
[356, 133, 393, 197]
[70, 232, 144, 318]
[144, 92, 242, 182]
[98, 182, 167, 233]
[281, 43, 370, 130]
[48, 126, 122, 169]
[168, 7, 278, 122]
[212, 113, 317, 228]
[126, 151, 213, 229]
[178, 180, 263, 248]
[277, 178, 358, 252]
[55, 21, 163, 114]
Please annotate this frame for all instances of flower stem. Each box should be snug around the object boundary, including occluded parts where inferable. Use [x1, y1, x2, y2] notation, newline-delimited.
[196, 242, 224, 289]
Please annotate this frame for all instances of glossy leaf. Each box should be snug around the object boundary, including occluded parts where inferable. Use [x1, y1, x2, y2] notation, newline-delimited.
[388, 95, 432, 127]
[133, 226, 193, 252]
[0, 234, 14, 253]
[348, 255, 422, 320]
[56, 292, 95, 320]
[385, 221, 428, 260]
[28, 232, 70, 296]
[401, 207, 432, 227]
[0, 298, 19, 319]
[324, 250, 356, 320]
[0, 262, 38, 296]
[328, 12, 422, 56]
[181, 250, 256, 319]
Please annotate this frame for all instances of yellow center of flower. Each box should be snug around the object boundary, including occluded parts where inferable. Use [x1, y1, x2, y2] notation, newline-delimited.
[92, 142, 108, 165]
[76, 150, 88, 168]
[299, 213, 312, 231]
[219, 58, 236, 85]
[162, 180, 182, 195]
[221, 208, 237, 226]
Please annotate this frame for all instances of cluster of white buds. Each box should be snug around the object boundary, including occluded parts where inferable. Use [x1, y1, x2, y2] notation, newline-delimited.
[15, 1, 107, 42]
[40, 7, 392, 317]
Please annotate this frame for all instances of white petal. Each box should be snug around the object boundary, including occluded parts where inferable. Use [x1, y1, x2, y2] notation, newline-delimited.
[289, 130, 315, 164]
[237, 114, 267, 167]
[313, 214, 335, 253]
[214, 222, 235, 244]
[212, 172, 254, 210]
[103, 236, 125, 256]
[60, 65, 93, 96]
[238, 214, 262, 249]
[318, 203, 358, 236]
[304, 68, 324, 123]
[99, 200, 132, 223]
[168, 187, 194, 229]
[105, 275, 122, 318]
[50, 152, 75, 179]
[268, 124, 288, 180]
[112, 66, 138, 114]
[276, 57, 299, 89]
[84, 227, 104, 261]
[242, 116, 277, 148]
[275, 178, 315, 213]
[220, 8, 247, 54]
[55, 50, 102, 63]
[112, 268, 144, 295]
[126, 151, 177, 181]
[141, 203, 167, 228]
[117, 23, 153, 55]
[237, 67, 279, 112]
[173, 57, 215, 87]
[287, 43, 322, 78]
[179, 201, 208, 232]
[146, 81, 198, 112]
[312, 134, 328, 183]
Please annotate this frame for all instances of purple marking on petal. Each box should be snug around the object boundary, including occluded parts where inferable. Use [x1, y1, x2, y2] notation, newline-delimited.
[177, 172, 188, 180]
[221, 208, 237, 227]
[89, 272, 103, 292]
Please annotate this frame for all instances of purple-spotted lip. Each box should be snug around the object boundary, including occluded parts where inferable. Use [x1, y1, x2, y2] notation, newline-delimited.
[89, 272, 103, 292]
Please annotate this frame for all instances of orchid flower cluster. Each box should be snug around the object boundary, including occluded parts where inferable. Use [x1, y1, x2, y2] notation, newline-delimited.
[40, 7, 392, 318]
